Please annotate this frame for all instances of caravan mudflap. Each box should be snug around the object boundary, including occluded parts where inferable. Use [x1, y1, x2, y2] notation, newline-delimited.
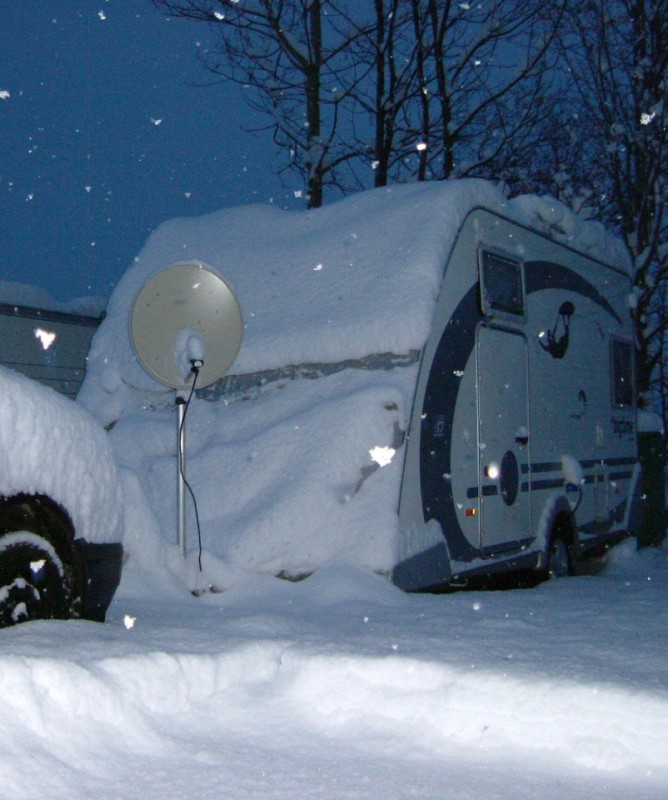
[625, 459, 645, 535]
[392, 540, 453, 592]
[393, 537, 545, 591]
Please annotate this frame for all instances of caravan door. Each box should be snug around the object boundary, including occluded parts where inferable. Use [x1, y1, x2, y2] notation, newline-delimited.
[476, 325, 531, 553]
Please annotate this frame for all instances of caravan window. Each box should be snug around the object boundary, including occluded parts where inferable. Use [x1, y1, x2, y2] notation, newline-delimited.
[480, 250, 525, 319]
[611, 338, 633, 407]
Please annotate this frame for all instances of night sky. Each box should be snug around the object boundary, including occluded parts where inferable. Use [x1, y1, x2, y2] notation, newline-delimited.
[0, 0, 296, 303]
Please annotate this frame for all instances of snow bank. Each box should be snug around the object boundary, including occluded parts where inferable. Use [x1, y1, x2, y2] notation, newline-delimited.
[77, 180, 631, 585]
[0, 550, 667, 800]
[109, 366, 416, 583]
[638, 409, 665, 434]
[2, 635, 666, 781]
[0, 365, 123, 544]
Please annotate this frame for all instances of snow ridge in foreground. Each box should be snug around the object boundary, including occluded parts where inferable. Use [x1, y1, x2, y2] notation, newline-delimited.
[1, 638, 666, 785]
[1, 546, 667, 800]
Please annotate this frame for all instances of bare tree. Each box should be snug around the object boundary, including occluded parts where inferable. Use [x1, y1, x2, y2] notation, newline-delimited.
[374, 0, 569, 185]
[150, 0, 370, 207]
[556, 0, 668, 413]
[345, 0, 411, 187]
[151, 0, 568, 202]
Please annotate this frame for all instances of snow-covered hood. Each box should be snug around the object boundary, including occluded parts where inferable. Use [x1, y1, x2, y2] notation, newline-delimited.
[0, 365, 123, 544]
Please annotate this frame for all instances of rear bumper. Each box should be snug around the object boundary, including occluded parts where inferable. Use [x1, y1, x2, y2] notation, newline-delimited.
[74, 540, 123, 622]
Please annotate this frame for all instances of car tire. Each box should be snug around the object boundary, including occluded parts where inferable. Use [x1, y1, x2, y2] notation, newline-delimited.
[0, 494, 83, 627]
[0, 532, 73, 626]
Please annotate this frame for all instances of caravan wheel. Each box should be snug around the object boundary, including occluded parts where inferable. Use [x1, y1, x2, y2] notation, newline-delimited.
[546, 517, 575, 579]
[547, 535, 571, 578]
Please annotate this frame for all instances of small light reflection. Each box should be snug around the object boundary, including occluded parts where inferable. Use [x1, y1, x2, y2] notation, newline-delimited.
[486, 462, 500, 480]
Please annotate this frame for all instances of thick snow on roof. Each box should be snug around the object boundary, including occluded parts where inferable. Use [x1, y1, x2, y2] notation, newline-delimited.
[0, 281, 106, 317]
[79, 180, 629, 424]
[78, 180, 631, 586]
[0, 365, 123, 544]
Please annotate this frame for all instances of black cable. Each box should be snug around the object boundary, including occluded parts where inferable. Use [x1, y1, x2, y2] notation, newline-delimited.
[569, 486, 583, 520]
[178, 363, 204, 571]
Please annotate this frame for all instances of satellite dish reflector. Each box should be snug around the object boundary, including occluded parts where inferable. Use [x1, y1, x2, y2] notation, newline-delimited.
[130, 261, 243, 388]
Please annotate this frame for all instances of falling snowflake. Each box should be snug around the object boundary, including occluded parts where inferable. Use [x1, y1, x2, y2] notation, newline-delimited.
[0, 90, 10, 101]
[34, 328, 57, 350]
[123, 615, 136, 630]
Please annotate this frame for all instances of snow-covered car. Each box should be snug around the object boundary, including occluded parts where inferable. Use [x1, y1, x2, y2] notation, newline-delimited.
[0, 365, 124, 627]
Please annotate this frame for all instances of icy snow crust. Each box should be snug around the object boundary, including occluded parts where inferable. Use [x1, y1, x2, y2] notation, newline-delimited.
[79, 180, 631, 584]
[0, 365, 123, 544]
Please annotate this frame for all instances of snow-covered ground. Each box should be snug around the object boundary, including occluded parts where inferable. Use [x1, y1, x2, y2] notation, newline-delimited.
[0, 541, 666, 799]
[1, 182, 665, 797]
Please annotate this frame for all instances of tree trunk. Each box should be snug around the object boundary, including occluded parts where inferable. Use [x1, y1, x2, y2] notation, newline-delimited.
[305, 0, 323, 208]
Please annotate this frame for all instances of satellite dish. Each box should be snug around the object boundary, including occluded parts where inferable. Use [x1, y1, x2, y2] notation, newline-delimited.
[129, 261, 243, 389]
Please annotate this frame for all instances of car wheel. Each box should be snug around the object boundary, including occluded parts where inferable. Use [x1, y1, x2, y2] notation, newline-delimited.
[0, 494, 83, 627]
[0, 531, 72, 626]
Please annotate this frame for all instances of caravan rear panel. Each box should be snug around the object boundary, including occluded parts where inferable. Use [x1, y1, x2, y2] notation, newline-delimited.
[396, 208, 639, 590]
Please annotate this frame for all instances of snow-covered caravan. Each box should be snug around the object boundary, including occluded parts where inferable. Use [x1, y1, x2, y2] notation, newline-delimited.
[78, 180, 641, 592]
[395, 207, 641, 589]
